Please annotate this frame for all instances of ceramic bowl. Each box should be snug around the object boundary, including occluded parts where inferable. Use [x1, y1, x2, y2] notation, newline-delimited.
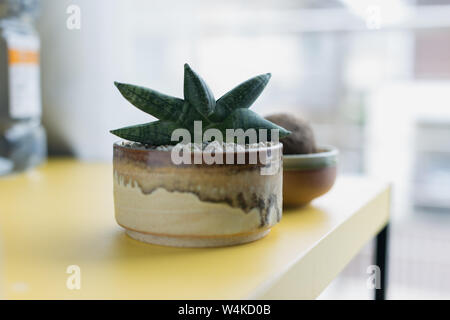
[283, 146, 338, 207]
[113, 142, 283, 247]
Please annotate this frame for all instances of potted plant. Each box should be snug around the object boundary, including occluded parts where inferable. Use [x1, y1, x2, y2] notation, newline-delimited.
[111, 64, 290, 247]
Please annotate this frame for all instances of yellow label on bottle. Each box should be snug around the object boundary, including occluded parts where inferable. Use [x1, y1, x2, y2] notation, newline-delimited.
[5, 33, 41, 119]
[8, 49, 39, 65]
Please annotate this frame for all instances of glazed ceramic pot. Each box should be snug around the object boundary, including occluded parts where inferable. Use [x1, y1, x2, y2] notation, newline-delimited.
[283, 146, 338, 207]
[113, 142, 283, 247]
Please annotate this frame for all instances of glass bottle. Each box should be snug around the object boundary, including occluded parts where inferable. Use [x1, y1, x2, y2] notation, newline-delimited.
[0, 0, 46, 175]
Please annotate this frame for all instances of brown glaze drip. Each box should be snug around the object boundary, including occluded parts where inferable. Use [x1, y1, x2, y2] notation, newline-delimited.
[115, 172, 281, 228]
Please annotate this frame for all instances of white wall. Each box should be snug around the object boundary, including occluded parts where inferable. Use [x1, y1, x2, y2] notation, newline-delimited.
[38, 0, 123, 159]
[37, 0, 352, 160]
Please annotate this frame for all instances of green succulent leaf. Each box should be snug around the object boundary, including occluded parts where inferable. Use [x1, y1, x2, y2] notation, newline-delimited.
[208, 109, 291, 140]
[176, 101, 212, 130]
[210, 73, 271, 122]
[111, 64, 291, 145]
[183, 64, 216, 119]
[110, 120, 182, 145]
[114, 82, 184, 122]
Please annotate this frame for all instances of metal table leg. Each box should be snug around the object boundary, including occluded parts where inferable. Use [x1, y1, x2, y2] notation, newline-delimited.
[374, 224, 389, 300]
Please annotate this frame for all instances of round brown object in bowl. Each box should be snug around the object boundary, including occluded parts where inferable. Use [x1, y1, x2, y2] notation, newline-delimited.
[283, 146, 338, 208]
[265, 113, 316, 155]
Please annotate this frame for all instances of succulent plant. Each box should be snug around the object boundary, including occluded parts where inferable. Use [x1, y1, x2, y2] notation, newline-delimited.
[111, 64, 290, 145]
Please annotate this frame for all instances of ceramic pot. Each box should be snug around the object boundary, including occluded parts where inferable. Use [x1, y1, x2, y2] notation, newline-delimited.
[283, 146, 338, 207]
[113, 142, 283, 247]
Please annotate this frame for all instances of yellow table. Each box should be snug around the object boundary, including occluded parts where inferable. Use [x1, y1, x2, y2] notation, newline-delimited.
[0, 159, 390, 299]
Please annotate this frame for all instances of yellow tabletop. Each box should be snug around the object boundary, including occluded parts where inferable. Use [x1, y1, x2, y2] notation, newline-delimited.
[0, 159, 390, 300]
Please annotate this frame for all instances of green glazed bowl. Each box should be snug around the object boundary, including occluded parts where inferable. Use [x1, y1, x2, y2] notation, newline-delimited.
[283, 145, 338, 207]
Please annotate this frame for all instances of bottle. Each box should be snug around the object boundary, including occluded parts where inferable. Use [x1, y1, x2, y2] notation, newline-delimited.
[0, 0, 46, 175]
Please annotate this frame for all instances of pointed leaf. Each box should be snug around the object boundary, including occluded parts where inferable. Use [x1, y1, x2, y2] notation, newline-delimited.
[184, 64, 215, 118]
[110, 120, 182, 145]
[176, 101, 213, 133]
[210, 73, 271, 122]
[115, 82, 184, 122]
[208, 109, 291, 140]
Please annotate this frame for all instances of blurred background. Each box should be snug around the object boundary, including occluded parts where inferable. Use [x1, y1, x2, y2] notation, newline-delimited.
[2, 0, 450, 298]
